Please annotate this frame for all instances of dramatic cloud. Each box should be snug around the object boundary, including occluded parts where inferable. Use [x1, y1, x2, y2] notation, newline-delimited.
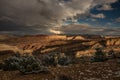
[97, 4, 113, 11]
[0, 0, 93, 32]
[91, 13, 106, 19]
[0, 0, 93, 25]
[93, 0, 118, 6]
[0, 0, 119, 35]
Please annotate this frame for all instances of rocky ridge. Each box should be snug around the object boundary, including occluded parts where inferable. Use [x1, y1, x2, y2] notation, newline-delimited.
[0, 35, 119, 58]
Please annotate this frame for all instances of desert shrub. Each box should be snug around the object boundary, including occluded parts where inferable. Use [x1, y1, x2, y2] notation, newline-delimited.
[42, 53, 71, 66]
[0, 63, 3, 70]
[18, 54, 49, 74]
[42, 53, 56, 66]
[91, 48, 107, 62]
[57, 53, 71, 65]
[2, 54, 49, 74]
[3, 56, 20, 71]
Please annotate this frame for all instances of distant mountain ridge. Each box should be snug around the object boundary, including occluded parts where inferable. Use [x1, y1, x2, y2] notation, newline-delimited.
[0, 35, 119, 57]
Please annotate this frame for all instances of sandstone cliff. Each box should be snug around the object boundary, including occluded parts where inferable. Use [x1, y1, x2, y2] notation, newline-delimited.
[0, 35, 119, 58]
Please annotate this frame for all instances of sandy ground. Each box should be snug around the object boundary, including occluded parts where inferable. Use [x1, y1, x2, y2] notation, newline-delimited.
[0, 59, 120, 80]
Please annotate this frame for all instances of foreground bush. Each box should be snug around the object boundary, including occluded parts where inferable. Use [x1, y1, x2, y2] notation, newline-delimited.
[91, 48, 107, 62]
[42, 53, 71, 66]
[2, 54, 49, 74]
[58, 53, 71, 65]
[3, 56, 20, 71]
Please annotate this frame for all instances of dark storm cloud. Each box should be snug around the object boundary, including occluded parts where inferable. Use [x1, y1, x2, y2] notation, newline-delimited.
[0, 0, 93, 34]
[0, 16, 52, 35]
[0, 0, 118, 35]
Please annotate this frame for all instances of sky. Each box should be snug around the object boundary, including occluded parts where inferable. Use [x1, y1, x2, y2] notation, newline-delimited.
[0, 0, 120, 35]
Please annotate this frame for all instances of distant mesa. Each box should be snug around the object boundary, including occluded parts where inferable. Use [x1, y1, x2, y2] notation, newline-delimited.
[0, 35, 119, 58]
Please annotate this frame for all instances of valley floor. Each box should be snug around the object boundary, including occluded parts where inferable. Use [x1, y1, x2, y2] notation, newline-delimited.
[0, 59, 120, 80]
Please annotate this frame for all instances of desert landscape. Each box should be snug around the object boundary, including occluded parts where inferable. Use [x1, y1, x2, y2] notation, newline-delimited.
[0, 0, 120, 80]
[0, 35, 120, 80]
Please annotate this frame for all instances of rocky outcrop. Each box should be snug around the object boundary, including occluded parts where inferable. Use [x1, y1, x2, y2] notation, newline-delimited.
[0, 44, 24, 57]
[106, 38, 120, 46]
[16, 37, 120, 56]
[75, 49, 96, 57]
[0, 35, 120, 56]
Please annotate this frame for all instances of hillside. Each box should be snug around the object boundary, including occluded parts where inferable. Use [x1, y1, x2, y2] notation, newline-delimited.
[0, 35, 120, 80]
[0, 35, 120, 56]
